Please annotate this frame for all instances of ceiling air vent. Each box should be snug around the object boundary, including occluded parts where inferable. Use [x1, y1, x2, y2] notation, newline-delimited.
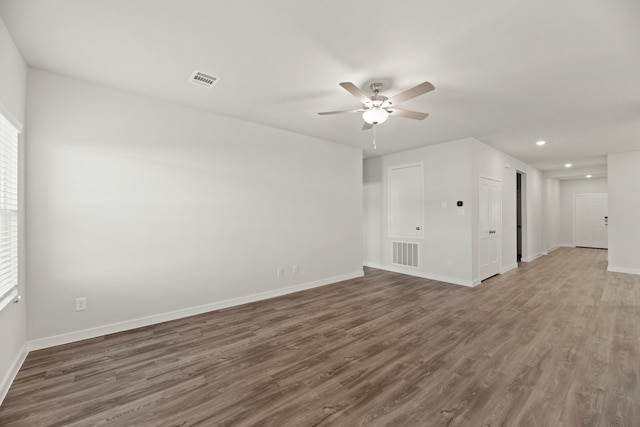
[189, 71, 219, 88]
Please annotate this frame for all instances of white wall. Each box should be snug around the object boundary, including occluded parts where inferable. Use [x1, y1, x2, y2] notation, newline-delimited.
[558, 177, 608, 246]
[362, 137, 544, 286]
[363, 157, 384, 266]
[0, 15, 28, 404]
[0, 19, 25, 126]
[525, 168, 544, 261]
[543, 178, 561, 252]
[363, 138, 474, 285]
[26, 69, 363, 345]
[608, 151, 640, 274]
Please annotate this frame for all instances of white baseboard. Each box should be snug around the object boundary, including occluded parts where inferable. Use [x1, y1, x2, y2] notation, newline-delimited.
[546, 244, 576, 256]
[0, 342, 28, 406]
[364, 262, 474, 287]
[548, 244, 575, 253]
[28, 271, 364, 351]
[607, 265, 640, 275]
[501, 263, 518, 274]
[521, 252, 544, 263]
[545, 245, 560, 254]
[549, 243, 576, 252]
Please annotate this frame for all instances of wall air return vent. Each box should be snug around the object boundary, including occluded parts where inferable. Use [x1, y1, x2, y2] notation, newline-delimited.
[392, 241, 419, 268]
[189, 71, 220, 88]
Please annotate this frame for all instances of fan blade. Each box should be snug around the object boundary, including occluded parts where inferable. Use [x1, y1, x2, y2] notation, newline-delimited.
[385, 82, 434, 106]
[362, 122, 373, 131]
[387, 108, 429, 120]
[318, 108, 364, 115]
[339, 82, 372, 104]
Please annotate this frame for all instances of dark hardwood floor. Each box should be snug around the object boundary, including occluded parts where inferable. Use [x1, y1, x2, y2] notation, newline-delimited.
[1, 247, 638, 426]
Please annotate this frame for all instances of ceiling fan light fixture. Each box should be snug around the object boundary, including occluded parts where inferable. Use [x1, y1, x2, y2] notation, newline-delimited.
[363, 107, 389, 125]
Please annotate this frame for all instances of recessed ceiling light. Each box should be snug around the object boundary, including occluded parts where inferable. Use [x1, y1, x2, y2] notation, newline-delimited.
[565, 163, 572, 168]
[586, 175, 592, 178]
[536, 140, 546, 146]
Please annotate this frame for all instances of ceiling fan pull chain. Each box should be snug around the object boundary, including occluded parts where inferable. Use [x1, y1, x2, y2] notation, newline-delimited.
[373, 125, 377, 150]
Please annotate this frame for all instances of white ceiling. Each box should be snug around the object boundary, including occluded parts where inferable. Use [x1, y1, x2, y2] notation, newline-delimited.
[1, 0, 639, 176]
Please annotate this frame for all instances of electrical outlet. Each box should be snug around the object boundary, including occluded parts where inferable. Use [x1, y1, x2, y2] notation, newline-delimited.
[75, 297, 87, 311]
[277, 267, 284, 277]
[292, 264, 299, 274]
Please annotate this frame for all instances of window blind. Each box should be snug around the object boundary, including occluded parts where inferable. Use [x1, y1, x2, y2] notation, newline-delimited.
[0, 112, 18, 303]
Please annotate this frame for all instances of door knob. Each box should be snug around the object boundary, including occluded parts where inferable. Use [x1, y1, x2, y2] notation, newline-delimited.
[416, 226, 421, 231]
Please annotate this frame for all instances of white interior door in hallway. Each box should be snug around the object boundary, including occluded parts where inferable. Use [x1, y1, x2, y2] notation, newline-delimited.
[574, 193, 608, 249]
[480, 177, 502, 281]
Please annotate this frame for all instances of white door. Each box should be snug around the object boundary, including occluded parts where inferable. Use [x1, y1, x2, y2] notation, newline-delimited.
[480, 178, 502, 280]
[575, 193, 608, 249]
[388, 164, 423, 238]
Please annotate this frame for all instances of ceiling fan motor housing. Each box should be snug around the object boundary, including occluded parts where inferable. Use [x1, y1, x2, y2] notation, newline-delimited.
[362, 83, 390, 124]
[368, 94, 388, 108]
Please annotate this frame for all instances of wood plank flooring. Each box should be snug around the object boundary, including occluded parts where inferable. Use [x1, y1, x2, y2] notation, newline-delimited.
[1, 247, 639, 426]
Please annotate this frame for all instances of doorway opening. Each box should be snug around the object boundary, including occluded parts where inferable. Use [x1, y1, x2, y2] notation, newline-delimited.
[516, 172, 527, 263]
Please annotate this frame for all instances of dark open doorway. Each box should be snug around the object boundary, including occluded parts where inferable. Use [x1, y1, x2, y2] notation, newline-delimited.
[517, 172, 523, 262]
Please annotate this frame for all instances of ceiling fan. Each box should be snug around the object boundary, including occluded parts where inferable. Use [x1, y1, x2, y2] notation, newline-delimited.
[318, 81, 434, 130]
